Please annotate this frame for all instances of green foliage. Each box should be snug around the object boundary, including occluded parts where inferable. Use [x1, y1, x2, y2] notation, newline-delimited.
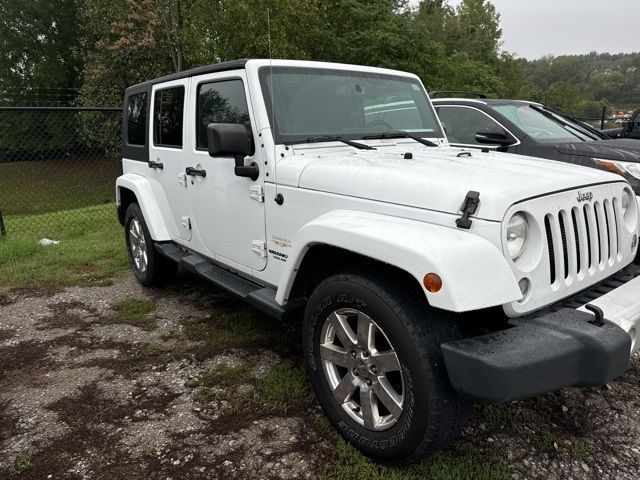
[0, 205, 128, 292]
[259, 362, 307, 413]
[106, 297, 157, 330]
[4, 0, 635, 125]
[0, 0, 83, 101]
[322, 440, 509, 480]
[521, 52, 640, 115]
[10, 451, 32, 475]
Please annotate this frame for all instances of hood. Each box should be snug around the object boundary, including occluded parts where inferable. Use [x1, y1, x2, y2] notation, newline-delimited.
[555, 139, 640, 162]
[277, 145, 624, 221]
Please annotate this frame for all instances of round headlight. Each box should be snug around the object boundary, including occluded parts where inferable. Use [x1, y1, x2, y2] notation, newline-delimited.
[507, 213, 528, 261]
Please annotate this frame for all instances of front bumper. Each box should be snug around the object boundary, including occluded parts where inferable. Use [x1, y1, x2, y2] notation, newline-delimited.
[441, 309, 631, 402]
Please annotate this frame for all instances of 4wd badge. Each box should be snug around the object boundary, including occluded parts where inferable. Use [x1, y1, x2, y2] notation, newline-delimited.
[576, 191, 593, 202]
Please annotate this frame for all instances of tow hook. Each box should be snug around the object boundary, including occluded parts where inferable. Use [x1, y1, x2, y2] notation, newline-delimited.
[585, 304, 606, 327]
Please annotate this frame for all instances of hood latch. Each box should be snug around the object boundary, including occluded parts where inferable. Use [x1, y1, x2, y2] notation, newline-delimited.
[456, 191, 480, 229]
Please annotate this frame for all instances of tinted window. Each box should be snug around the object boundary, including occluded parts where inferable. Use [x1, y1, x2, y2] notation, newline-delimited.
[127, 92, 147, 145]
[437, 106, 506, 145]
[196, 80, 251, 149]
[154, 86, 184, 148]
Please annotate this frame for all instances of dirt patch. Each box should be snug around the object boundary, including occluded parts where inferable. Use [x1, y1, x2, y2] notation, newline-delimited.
[1, 272, 639, 480]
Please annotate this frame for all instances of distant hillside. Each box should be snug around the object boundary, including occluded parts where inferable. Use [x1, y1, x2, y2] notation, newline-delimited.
[518, 52, 640, 118]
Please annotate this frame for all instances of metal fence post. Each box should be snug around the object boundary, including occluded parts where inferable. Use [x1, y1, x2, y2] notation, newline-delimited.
[601, 105, 606, 130]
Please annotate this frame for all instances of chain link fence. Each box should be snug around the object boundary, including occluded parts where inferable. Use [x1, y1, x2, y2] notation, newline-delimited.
[0, 105, 122, 237]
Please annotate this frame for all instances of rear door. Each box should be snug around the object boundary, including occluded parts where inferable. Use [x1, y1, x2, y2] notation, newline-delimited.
[149, 79, 192, 241]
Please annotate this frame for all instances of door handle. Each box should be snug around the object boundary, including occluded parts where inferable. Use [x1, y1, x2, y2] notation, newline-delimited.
[148, 160, 164, 170]
[186, 167, 207, 178]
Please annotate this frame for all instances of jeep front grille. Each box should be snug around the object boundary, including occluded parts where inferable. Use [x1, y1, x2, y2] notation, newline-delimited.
[543, 199, 622, 285]
[503, 182, 635, 317]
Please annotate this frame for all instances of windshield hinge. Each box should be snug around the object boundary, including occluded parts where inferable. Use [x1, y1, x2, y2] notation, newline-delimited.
[249, 185, 265, 202]
[455, 191, 480, 230]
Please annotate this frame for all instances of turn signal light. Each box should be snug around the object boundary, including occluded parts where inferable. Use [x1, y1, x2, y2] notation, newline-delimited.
[423, 273, 442, 293]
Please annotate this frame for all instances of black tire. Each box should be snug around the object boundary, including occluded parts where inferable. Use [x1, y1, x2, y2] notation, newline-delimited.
[303, 268, 469, 465]
[124, 203, 177, 287]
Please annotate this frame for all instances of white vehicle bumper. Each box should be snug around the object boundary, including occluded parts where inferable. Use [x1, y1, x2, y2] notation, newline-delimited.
[578, 268, 640, 353]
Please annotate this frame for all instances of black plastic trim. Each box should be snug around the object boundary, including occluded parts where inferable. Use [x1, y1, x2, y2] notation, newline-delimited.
[442, 308, 631, 402]
[125, 59, 249, 93]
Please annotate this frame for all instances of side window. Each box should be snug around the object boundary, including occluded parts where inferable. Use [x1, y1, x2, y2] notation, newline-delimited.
[437, 106, 505, 145]
[127, 92, 147, 146]
[196, 80, 251, 149]
[154, 86, 185, 148]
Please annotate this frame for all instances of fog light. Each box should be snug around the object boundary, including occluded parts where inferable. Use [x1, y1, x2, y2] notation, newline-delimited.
[423, 273, 442, 293]
[518, 278, 530, 301]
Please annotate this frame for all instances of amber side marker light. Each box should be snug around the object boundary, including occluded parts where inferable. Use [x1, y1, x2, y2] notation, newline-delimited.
[423, 273, 442, 293]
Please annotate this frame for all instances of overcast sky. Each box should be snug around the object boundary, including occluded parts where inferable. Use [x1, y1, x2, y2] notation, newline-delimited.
[443, 0, 640, 59]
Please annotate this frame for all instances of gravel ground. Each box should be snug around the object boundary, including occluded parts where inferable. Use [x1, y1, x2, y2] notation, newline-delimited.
[0, 272, 639, 479]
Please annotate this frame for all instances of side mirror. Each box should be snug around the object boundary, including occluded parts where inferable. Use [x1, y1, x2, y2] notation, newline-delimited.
[207, 123, 259, 181]
[207, 123, 253, 157]
[475, 129, 517, 147]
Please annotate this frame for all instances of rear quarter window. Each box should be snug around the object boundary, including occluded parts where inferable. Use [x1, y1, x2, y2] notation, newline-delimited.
[127, 92, 147, 146]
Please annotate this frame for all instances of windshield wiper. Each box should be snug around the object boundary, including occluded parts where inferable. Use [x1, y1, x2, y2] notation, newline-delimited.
[286, 135, 375, 150]
[362, 130, 438, 147]
[543, 106, 609, 140]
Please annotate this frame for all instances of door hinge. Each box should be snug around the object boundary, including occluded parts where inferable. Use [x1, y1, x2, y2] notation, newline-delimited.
[181, 216, 192, 230]
[177, 173, 188, 187]
[251, 240, 267, 257]
[249, 185, 265, 202]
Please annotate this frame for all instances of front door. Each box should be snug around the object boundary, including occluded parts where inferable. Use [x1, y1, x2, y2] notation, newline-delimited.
[149, 80, 192, 241]
[186, 72, 267, 271]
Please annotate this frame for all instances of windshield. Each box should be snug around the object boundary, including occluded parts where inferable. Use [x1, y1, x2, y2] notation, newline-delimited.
[492, 104, 592, 142]
[259, 67, 443, 144]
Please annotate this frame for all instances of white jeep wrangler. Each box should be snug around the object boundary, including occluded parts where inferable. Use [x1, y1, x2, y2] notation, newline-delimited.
[116, 59, 640, 465]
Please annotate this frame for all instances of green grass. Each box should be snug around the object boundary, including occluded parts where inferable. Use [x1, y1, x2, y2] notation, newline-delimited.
[0, 204, 128, 292]
[10, 451, 32, 476]
[105, 297, 157, 331]
[481, 404, 515, 429]
[534, 431, 559, 453]
[259, 362, 307, 414]
[183, 306, 301, 352]
[195, 359, 258, 405]
[0, 157, 121, 216]
[322, 441, 510, 480]
[569, 440, 590, 461]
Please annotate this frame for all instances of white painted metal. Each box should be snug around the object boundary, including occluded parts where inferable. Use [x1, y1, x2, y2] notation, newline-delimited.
[116, 172, 171, 241]
[149, 78, 192, 241]
[185, 70, 267, 271]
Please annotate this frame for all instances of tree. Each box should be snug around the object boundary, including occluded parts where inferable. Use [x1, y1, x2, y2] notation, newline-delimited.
[0, 0, 83, 102]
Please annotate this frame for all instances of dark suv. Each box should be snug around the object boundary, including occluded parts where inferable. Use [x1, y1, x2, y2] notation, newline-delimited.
[431, 98, 640, 194]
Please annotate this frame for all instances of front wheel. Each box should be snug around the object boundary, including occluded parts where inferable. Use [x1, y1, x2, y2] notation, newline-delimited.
[303, 269, 469, 465]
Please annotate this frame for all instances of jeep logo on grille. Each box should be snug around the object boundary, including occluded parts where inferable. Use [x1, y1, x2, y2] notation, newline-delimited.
[576, 191, 593, 202]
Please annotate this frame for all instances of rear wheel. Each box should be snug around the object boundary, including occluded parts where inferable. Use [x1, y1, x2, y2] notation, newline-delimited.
[125, 203, 177, 287]
[303, 268, 469, 465]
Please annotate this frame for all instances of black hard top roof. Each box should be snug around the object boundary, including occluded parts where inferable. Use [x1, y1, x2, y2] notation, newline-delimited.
[125, 59, 249, 93]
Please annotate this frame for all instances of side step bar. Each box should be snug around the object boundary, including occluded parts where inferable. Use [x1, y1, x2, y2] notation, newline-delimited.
[155, 243, 298, 320]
